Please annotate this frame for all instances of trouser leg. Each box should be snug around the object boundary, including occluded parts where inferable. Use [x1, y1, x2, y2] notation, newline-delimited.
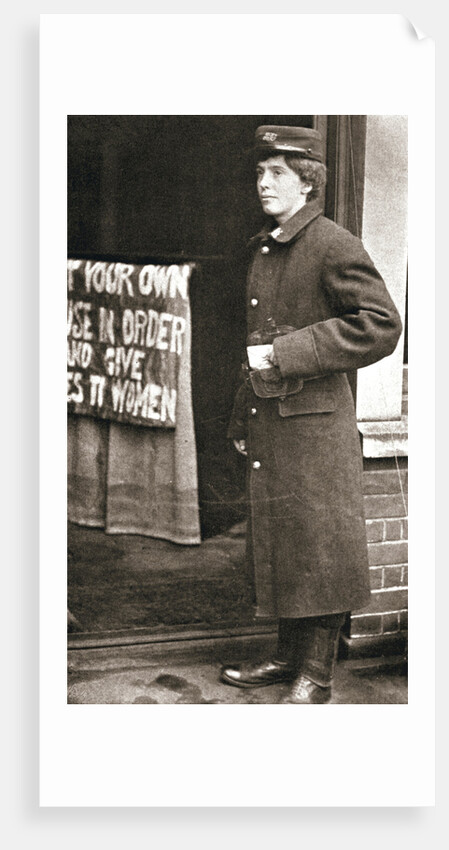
[299, 613, 346, 687]
[275, 617, 303, 665]
[281, 612, 347, 704]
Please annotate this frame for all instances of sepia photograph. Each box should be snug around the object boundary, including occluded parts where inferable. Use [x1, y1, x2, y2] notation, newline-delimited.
[66, 114, 408, 707]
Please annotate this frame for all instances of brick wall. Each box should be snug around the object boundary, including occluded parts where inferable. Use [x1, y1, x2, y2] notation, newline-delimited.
[345, 457, 408, 657]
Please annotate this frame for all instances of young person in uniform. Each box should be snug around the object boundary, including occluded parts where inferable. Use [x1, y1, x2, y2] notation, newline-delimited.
[221, 125, 402, 704]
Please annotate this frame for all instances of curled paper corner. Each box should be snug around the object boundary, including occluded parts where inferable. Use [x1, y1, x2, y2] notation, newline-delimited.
[403, 15, 431, 41]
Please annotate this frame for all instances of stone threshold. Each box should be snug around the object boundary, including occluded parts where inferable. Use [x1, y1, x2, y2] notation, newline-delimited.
[68, 621, 277, 652]
[68, 622, 407, 675]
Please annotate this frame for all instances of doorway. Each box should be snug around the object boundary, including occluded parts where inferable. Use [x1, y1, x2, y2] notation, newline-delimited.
[68, 115, 317, 538]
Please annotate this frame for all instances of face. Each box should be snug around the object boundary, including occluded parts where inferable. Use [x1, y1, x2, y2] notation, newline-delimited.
[256, 155, 311, 224]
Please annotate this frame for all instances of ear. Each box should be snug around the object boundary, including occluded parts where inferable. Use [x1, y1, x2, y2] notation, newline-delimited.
[301, 183, 312, 195]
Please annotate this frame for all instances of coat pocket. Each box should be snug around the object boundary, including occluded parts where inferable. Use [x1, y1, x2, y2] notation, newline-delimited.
[249, 370, 304, 399]
[278, 378, 336, 417]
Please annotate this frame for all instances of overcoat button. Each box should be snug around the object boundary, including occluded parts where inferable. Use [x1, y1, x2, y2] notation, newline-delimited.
[251, 407, 257, 416]
[279, 396, 286, 402]
[250, 298, 258, 307]
[252, 461, 261, 470]
[261, 245, 270, 254]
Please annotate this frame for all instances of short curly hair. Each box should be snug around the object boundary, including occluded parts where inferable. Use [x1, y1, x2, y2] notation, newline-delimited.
[256, 151, 327, 202]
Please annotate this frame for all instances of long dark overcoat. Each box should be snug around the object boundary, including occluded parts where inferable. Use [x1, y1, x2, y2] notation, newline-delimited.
[228, 200, 402, 619]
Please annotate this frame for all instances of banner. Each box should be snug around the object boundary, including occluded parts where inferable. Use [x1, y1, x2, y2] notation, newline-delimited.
[67, 259, 193, 428]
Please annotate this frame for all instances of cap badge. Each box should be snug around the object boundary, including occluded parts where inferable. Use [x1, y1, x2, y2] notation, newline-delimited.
[263, 132, 277, 142]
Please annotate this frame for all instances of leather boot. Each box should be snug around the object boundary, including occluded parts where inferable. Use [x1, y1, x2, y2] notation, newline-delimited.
[281, 615, 345, 704]
[220, 619, 300, 688]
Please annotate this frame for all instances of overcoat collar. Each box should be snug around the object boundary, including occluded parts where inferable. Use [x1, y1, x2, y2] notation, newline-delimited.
[249, 199, 323, 246]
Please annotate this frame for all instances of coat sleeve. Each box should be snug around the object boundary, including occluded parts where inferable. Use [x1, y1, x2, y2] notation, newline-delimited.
[273, 229, 403, 379]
